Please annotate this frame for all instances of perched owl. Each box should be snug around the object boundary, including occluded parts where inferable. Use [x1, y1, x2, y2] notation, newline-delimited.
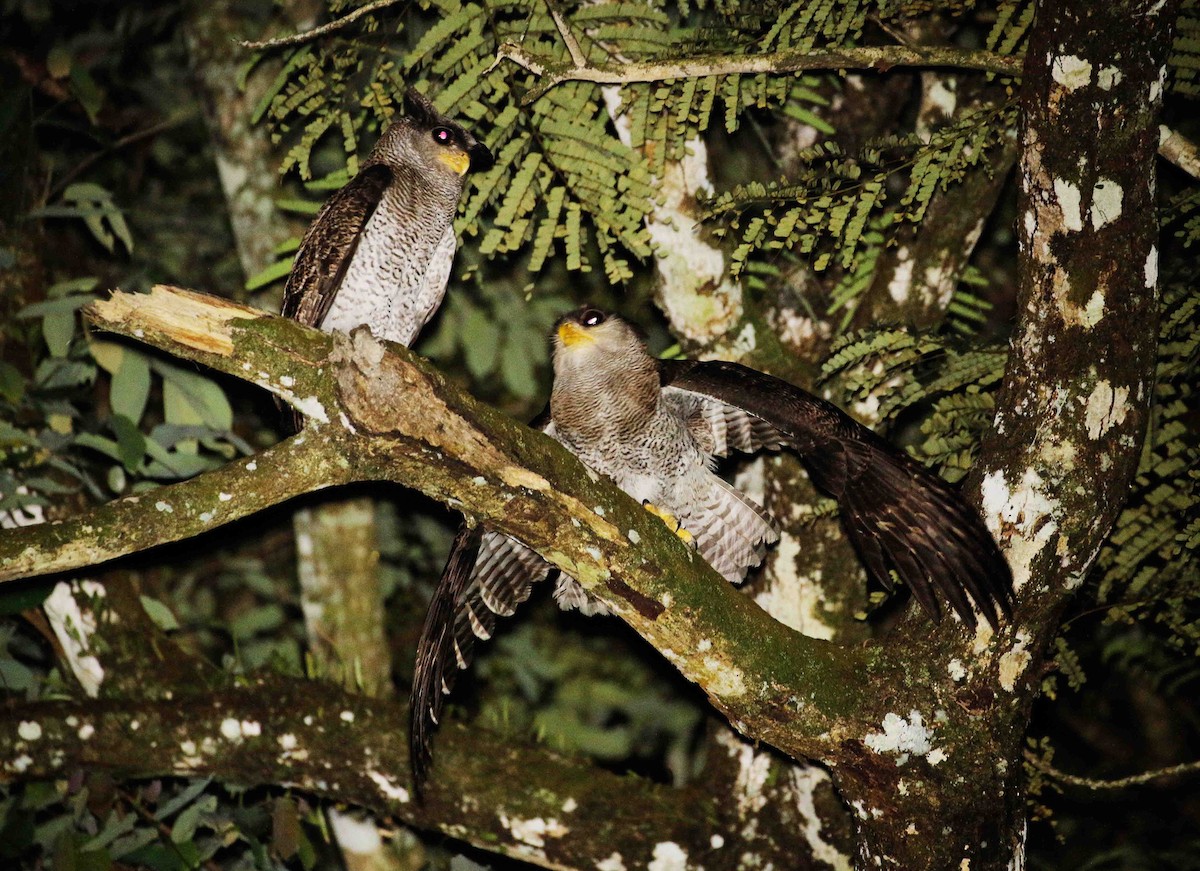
[281, 88, 492, 359]
[410, 308, 1014, 791]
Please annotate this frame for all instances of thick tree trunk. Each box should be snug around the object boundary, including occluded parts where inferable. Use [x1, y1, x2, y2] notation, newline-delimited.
[837, 0, 1177, 866]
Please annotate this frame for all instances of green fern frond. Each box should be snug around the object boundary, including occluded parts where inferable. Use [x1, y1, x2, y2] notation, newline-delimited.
[701, 103, 1015, 277]
[1169, 0, 1200, 96]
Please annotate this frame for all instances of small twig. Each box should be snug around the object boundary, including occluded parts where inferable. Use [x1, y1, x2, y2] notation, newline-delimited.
[544, 0, 588, 68]
[48, 112, 197, 201]
[495, 42, 1024, 105]
[1160, 125, 1200, 182]
[239, 0, 405, 51]
[117, 787, 223, 871]
[1024, 749, 1200, 790]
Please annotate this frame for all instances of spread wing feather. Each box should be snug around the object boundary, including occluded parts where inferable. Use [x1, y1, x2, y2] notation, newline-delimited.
[659, 359, 1014, 628]
[680, 476, 779, 584]
[411, 526, 552, 791]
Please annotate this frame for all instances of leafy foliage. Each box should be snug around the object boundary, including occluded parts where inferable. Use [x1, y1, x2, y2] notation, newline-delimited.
[251, 0, 880, 285]
[822, 326, 1007, 479]
[1086, 280, 1200, 647]
[1170, 0, 1200, 97]
[702, 102, 1017, 277]
[475, 616, 703, 780]
[0, 775, 333, 871]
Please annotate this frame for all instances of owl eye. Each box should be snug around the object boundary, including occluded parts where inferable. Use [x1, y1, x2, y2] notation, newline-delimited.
[431, 127, 454, 145]
[580, 309, 607, 327]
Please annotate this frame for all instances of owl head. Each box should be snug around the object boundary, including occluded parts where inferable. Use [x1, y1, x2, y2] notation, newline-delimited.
[371, 89, 494, 180]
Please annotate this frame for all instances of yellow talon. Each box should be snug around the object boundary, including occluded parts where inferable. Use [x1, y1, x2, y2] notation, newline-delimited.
[643, 502, 695, 546]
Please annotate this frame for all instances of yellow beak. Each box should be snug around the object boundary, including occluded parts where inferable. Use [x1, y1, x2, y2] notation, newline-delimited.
[437, 150, 471, 176]
[557, 321, 594, 348]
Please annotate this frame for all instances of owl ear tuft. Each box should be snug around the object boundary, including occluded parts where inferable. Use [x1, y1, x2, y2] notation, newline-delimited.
[403, 88, 442, 129]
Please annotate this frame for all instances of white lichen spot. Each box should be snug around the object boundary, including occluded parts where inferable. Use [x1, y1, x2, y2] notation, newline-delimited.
[1084, 381, 1130, 439]
[246, 461, 257, 472]
[596, 853, 627, 871]
[1077, 288, 1105, 328]
[1051, 55, 1093, 91]
[471, 476, 487, 485]
[1053, 179, 1084, 231]
[702, 657, 746, 697]
[722, 732, 771, 818]
[661, 592, 673, 608]
[340, 710, 355, 723]
[1090, 179, 1123, 231]
[755, 532, 837, 640]
[981, 469, 1060, 593]
[1145, 246, 1158, 288]
[774, 309, 819, 349]
[727, 322, 757, 358]
[220, 718, 242, 741]
[17, 721, 42, 741]
[562, 797, 578, 813]
[927, 748, 948, 766]
[218, 492, 233, 502]
[594, 505, 606, 517]
[790, 766, 853, 870]
[240, 720, 262, 737]
[155, 501, 173, 513]
[1096, 67, 1123, 90]
[279, 375, 295, 388]
[906, 823, 919, 835]
[887, 248, 915, 303]
[999, 630, 1033, 692]
[948, 659, 967, 682]
[698, 638, 712, 652]
[367, 770, 410, 803]
[627, 529, 641, 544]
[303, 715, 313, 726]
[328, 810, 382, 856]
[864, 711, 934, 764]
[180, 739, 197, 755]
[500, 814, 568, 849]
[647, 841, 688, 871]
[10, 754, 32, 773]
[79, 723, 95, 741]
[927, 78, 957, 118]
[710, 834, 725, 849]
[199, 511, 214, 523]
[43, 581, 105, 697]
[291, 395, 329, 424]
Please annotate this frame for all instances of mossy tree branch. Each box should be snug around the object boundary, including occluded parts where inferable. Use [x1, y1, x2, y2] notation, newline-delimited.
[0, 677, 725, 871]
[0, 284, 874, 764]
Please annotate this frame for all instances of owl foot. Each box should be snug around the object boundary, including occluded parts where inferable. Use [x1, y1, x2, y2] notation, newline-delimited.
[642, 501, 695, 547]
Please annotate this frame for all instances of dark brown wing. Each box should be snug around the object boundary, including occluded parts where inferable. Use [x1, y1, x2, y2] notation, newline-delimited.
[280, 163, 392, 328]
[278, 164, 391, 431]
[660, 359, 1014, 629]
[410, 453, 557, 793]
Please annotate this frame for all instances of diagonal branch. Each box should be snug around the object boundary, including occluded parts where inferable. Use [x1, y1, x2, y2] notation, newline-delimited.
[0, 284, 872, 762]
